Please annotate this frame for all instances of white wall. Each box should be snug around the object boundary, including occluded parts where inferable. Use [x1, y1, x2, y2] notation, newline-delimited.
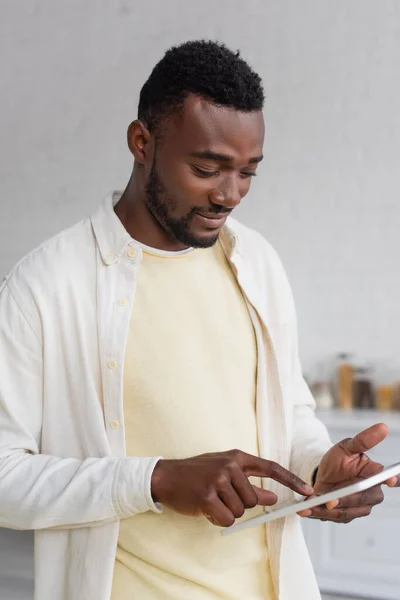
[1, 0, 400, 376]
[1, 2, 399, 598]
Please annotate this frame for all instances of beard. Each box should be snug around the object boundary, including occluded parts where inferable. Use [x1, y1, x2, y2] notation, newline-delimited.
[144, 159, 221, 249]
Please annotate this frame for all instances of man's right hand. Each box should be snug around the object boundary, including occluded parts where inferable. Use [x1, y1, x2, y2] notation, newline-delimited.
[151, 449, 314, 527]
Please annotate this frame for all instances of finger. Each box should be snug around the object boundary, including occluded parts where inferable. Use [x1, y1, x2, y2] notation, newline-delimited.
[361, 460, 384, 477]
[252, 485, 278, 507]
[299, 497, 339, 513]
[230, 470, 259, 508]
[298, 494, 317, 516]
[230, 469, 278, 507]
[218, 484, 246, 519]
[333, 485, 384, 510]
[307, 504, 372, 523]
[204, 496, 236, 528]
[297, 509, 312, 517]
[343, 423, 388, 455]
[240, 454, 314, 496]
[385, 476, 398, 487]
[265, 462, 314, 496]
[325, 499, 340, 510]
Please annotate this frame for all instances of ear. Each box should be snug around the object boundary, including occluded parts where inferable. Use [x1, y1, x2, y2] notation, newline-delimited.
[127, 120, 153, 164]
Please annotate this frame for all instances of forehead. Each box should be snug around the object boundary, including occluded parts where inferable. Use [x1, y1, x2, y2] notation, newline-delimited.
[163, 95, 265, 158]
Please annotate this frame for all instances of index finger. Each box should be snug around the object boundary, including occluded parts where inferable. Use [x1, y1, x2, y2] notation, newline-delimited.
[241, 454, 314, 496]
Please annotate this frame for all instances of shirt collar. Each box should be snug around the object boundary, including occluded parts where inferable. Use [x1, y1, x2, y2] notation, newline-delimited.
[90, 192, 133, 265]
[90, 191, 241, 266]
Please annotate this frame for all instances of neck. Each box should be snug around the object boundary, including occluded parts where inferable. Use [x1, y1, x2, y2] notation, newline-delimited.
[114, 167, 188, 251]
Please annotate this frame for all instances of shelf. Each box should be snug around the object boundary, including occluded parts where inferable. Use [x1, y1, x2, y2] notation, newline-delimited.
[316, 408, 400, 433]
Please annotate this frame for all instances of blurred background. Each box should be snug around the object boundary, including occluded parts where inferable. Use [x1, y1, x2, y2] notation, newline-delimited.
[0, 1, 399, 599]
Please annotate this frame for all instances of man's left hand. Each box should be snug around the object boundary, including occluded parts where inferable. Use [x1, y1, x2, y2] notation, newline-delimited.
[298, 423, 399, 523]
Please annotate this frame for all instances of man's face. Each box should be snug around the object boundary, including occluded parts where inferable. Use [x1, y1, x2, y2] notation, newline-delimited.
[143, 95, 265, 248]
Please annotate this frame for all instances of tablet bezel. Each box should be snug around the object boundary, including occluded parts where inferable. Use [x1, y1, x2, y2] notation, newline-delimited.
[221, 461, 400, 536]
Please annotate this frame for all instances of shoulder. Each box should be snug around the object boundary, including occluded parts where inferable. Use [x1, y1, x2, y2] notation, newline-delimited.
[4, 218, 93, 284]
[2, 217, 95, 318]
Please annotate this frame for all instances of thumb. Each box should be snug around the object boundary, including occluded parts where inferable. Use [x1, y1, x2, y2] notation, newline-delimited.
[252, 485, 278, 507]
[343, 423, 389, 455]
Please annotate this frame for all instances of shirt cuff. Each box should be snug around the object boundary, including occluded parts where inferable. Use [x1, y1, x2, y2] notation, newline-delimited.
[112, 456, 163, 518]
[298, 454, 325, 488]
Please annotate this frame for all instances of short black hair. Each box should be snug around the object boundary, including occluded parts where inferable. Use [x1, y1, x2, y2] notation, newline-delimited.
[138, 39, 264, 133]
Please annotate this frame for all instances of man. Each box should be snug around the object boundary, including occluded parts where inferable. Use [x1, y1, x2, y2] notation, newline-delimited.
[0, 40, 397, 600]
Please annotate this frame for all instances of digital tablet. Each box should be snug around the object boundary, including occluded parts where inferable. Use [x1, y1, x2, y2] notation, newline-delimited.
[221, 461, 400, 536]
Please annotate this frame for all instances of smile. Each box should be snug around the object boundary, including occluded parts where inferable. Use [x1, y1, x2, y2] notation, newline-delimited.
[194, 212, 229, 228]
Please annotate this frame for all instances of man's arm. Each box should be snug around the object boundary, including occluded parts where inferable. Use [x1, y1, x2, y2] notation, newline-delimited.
[0, 279, 161, 531]
[290, 366, 332, 485]
[272, 251, 398, 524]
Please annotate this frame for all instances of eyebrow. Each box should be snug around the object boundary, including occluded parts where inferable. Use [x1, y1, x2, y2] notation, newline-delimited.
[189, 151, 264, 164]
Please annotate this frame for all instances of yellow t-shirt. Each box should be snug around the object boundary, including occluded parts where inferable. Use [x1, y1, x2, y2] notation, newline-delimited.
[111, 240, 275, 600]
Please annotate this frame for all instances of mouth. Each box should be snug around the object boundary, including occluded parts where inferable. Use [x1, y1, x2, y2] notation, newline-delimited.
[193, 211, 230, 229]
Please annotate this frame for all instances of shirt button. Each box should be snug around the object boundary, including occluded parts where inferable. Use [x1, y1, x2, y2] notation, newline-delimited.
[110, 420, 120, 429]
[108, 360, 117, 369]
[118, 298, 127, 306]
[106, 252, 115, 262]
[127, 248, 137, 258]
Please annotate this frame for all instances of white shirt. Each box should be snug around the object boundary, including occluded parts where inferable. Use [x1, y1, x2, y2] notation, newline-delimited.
[0, 192, 331, 600]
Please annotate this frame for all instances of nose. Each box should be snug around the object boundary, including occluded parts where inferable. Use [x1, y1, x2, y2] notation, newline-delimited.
[209, 175, 241, 210]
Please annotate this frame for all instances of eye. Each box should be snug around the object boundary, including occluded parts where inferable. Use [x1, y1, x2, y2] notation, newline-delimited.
[240, 172, 257, 179]
[192, 166, 219, 178]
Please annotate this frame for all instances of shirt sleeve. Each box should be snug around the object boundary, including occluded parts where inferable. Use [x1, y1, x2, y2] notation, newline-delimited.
[285, 290, 332, 484]
[262, 244, 332, 485]
[0, 279, 162, 531]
